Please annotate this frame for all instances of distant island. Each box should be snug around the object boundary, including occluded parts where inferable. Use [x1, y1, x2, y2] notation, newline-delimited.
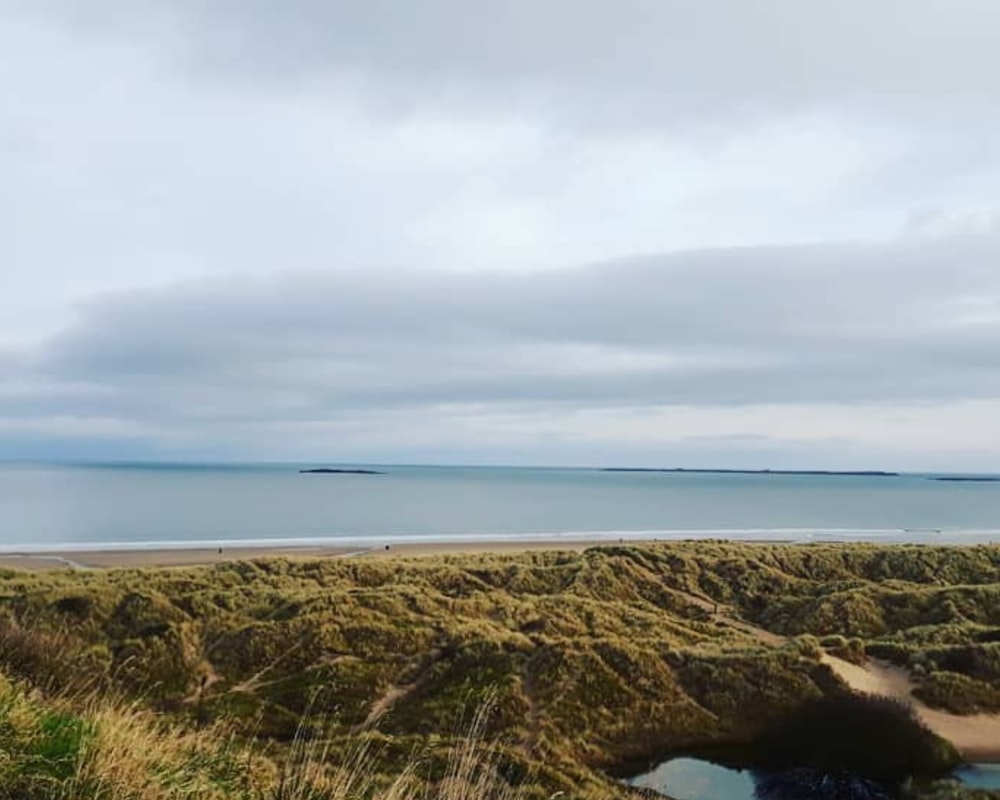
[932, 476, 1000, 482]
[299, 467, 384, 475]
[602, 467, 900, 477]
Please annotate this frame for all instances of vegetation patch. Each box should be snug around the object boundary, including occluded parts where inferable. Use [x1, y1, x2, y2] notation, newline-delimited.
[0, 542, 997, 798]
[752, 693, 959, 788]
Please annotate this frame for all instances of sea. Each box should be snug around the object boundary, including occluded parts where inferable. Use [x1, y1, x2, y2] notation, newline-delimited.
[2, 462, 1000, 552]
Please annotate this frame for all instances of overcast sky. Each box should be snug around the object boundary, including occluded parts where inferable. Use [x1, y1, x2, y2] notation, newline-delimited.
[3, 1, 1000, 469]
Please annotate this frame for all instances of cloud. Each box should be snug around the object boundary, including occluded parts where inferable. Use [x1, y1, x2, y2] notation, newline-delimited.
[902, 207, 1000, 240]
[4, 1, 1000, 467]
[4, 234, 1000, 465]
[4, 0, 1000, 334]
[18, 1, 1000, 127]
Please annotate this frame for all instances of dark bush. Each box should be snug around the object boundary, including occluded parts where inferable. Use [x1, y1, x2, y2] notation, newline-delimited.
[52, 595, 93, 618]
[752, 693, 959, 788]
[0, 617, 76, 688]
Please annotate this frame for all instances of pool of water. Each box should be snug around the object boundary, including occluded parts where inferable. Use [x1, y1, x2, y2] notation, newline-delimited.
[956, 763, 1000, 791]
[627, 758, 1000, 799]
[628, 758, 755, 800]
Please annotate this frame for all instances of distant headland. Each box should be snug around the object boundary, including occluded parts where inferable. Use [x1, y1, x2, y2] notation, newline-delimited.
[299, 467, 384, 475]
[601, 467, 901, 477]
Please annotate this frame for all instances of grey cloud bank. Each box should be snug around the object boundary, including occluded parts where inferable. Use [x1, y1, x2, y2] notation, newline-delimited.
[6, 237, 1000, 467]
[3, 1, 1000, 466]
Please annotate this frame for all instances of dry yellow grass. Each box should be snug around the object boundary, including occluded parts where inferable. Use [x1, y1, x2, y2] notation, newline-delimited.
[0, 676, 536, 800]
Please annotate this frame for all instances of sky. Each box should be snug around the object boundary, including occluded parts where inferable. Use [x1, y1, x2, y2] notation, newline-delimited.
[3, 1, 1000, 469]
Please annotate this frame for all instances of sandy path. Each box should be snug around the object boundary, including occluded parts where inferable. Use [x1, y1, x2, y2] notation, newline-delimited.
[681, 591, 1000, 763]
[821, 655, 1000, 762]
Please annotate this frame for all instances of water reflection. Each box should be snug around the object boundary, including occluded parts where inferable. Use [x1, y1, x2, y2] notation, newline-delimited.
[628, 757, 755, 800]
[955, 763, 1000, 790]
[629, 758, 1000, 800]
[752, 768, 890, 800]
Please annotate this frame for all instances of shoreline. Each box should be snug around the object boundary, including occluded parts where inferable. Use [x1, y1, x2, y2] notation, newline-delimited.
[2, 534, 998, 570]
[0, 539, 641, 570]
[6, 525, 1000, 571]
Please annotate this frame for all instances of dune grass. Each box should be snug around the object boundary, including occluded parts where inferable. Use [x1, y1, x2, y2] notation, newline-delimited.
[0, 675, 530, 800]
[0, 542, 998, 797]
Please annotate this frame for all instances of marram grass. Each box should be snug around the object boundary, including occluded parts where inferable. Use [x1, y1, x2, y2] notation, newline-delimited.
[1, 541, 999, 798]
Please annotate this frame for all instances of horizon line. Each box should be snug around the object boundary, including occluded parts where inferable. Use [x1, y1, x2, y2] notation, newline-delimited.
[1, 457, 996, 476]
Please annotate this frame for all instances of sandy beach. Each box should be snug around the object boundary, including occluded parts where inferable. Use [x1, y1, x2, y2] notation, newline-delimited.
[0, 539, 619, 570]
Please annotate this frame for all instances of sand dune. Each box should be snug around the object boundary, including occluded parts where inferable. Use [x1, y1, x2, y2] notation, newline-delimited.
[822, 654, 1000, 762]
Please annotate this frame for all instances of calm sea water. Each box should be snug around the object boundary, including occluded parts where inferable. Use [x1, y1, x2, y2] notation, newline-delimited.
[628, 757, 1000, 800]
[2, 462, 1000, 551]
